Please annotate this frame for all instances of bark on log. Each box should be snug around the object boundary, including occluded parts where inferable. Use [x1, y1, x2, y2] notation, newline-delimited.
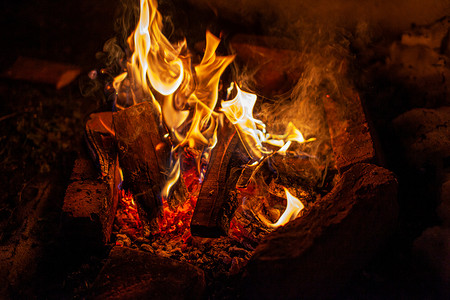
[191, 122, 248, 237]
[242, 163, 398, 299]
[2, 56, 81, 89]
[62, 157, 120, 247]
[85, 111, 116, 178]
[323, 90, 379, 173]
[268, 152, 324, 187]
[88, 246, 205, 300]
[113, 102, 169, 223]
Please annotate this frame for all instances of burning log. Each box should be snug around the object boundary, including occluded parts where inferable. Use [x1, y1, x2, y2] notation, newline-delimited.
[191, 122, 249, 237]
[89, 246, 205, 299]
[242, 163, 398, 299]
[2, 56, 81, 89]
[323, 90, 379, 173]
[113, 102, 187, 225]
[61, 156, 120, 247]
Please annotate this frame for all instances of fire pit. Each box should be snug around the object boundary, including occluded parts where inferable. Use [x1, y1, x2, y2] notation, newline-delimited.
[60, 0, 398, 298]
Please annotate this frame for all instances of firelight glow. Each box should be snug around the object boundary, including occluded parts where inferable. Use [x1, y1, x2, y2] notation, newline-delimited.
[114, 0, 313, 231]
[221, 83, 314, 160]
[259, 188, 305, 228]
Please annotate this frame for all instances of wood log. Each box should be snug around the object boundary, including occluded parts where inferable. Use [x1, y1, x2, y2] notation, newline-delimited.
[113, 102, 188, 226]
[88, 246, 205, 300]
[113, 102, 168, 223]
[61, 156, 120, 247]
[229, 34, 305, 96]
[323, 90, 379, 173]
[191, 122, 249, 237]
[85, 112, 116, 179]
[242, 163, 398, 299]
[268, 152, 324, 187]
[2, 56, 81, 89]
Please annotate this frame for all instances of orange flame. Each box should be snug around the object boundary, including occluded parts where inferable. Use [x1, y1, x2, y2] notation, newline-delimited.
[113, 0, 235, 202]
[221, 83, 314, 159]
[113, 0, 313, 232]
[259, 188, 304, 228]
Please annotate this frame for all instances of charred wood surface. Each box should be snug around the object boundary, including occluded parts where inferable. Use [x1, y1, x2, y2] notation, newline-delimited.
[323, 90, 378, 173]
[88, 246, 205, 300]
[242, 163, 398, 299]
[191, 123, 248, 237]
[113, 102, 168, 222]
[62, 157, 120, 247]
[85, 111, 116, 179]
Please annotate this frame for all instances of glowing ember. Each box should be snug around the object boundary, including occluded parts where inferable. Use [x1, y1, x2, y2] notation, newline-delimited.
[115, 189, 143, 240]
[158, 152, 201, 235]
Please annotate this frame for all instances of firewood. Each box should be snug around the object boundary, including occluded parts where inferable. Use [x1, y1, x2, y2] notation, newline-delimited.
[323, 90, 378, 173]
[2, 56, 81, 89]
[113, 102, 169, 223]
[230, 34, 305, 96]
[242, 163, 398, 299]
[85, 112, 116, 179]
[268, 152, 323, 187]
[62, 157, 120, 247]
[89, 246, 205, 299]
[191, 122, 249, 237]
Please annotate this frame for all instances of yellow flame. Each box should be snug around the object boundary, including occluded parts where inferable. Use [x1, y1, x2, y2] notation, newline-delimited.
[161, 158, 181, 199]
[128, 0, 184, 97]
[221, 83, 270, 160]
[221, 84, 314, 158]
[114, 0, 235, 198]
[259, 188, 304, 228]
[174, 32, 234, 150]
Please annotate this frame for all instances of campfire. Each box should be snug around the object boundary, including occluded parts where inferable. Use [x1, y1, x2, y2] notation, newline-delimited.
[61, 0, 398, 298]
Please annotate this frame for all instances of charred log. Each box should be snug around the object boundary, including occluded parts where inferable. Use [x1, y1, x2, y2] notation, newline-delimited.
[113, 102, 187, 226]
[113, 102, 166, 224]
[88, 246, 205, 299]
[61, 157, 120, 247]
[85, 112, 116, 179]
[191, 122, 249, 237]
[242, 163, 398, 299]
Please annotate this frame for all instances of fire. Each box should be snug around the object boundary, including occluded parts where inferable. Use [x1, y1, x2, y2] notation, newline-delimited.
[221, 83, 315, 160]
[112, 0, 314, 235]
[270, 188, 304, 228]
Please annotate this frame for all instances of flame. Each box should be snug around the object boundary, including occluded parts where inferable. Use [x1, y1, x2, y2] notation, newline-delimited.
[113, 0, 235, 199]
[128, 0, 184, 97]
[112, 0, 314, 233]
[221, 83, 314, 159]
[174, 32, 234, 150]
[260, 188, 304, 228]
[221, 83, 270, 160]
[161, 157, 181, 199]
